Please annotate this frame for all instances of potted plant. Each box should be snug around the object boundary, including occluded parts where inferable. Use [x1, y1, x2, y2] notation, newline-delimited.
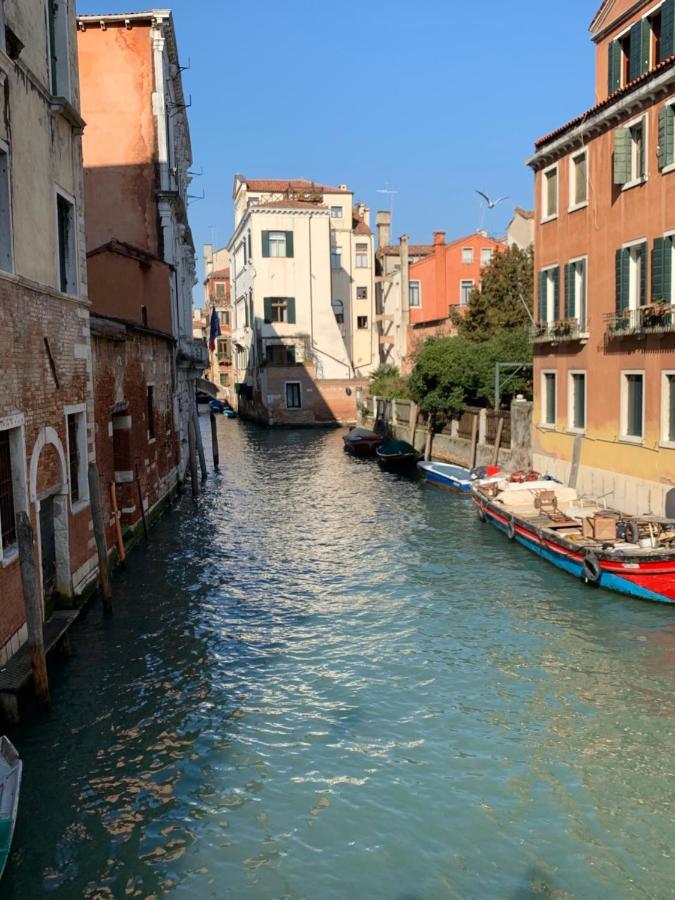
[643, 297, 669, 328]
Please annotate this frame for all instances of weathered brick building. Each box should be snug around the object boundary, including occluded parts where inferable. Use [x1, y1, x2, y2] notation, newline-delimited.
[0, 0, 97, 662]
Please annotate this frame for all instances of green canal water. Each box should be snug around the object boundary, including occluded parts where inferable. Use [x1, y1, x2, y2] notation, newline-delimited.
[4, 422, 675, 898]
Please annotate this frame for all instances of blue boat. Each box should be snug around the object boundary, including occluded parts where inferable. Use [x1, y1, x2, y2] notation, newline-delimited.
[210, 399, 237, 417]
[417, 461, 501, 491]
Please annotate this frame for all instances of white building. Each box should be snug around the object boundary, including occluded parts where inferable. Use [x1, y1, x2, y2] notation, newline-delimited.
[228, 178, 376, 423]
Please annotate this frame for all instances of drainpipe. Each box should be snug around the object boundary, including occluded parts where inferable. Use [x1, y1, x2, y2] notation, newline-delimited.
[400, 234, 409, 365]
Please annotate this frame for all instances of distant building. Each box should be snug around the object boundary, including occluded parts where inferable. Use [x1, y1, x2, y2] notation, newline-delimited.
[77, 9, 206, 499]
[528, 0, 675, 516]
[0, 0, 96, 663]
[506, 208, 534, 250]
[203, 245, 233, 403]
[228, 177, 372, 425]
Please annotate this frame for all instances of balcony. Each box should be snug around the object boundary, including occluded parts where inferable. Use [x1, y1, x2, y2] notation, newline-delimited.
[530, 319, 589, 344]
[605, 304, 675, 338]
[177, 337, 209, 369]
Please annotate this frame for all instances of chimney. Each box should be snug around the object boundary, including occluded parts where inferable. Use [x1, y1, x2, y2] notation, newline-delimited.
[203, 243, 214, 276]
[376, 210, 392, 249]
[356, 202, 370, 228]
[433, 231, 445, 248]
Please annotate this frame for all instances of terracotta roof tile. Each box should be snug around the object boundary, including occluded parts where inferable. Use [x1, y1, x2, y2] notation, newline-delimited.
[379, 244, 434, 257]
[534, 55, 675, 150]
[245, 179, 349, 194]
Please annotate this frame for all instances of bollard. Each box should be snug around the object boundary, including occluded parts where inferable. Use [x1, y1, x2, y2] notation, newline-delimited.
[188, 419, 199, 497]
[15, 512, 50, 708]
[210, 412, 220, 468]
[88, 463, 113, 613]
[194, 410, 207, 481]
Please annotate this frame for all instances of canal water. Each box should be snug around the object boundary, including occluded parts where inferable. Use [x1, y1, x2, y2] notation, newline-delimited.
[4, 422, 675, 898]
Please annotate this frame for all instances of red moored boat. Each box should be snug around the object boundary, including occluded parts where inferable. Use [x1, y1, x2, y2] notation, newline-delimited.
[343, 427, 384, 457]
[473, 477, 675, 605]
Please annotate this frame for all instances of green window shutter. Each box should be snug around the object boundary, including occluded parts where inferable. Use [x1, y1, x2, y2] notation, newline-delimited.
[263, 298, 273, 323]
[608, 40, 622, 93]
[661, 0, 675, 62]
[616, 248, 630, 312]
[659, 105, 675, 169]
[262, 231, 271, 257]
[640, 19, 651, 74]
[564, 263, 575, 318]
[248, 231, 252, 260]
[665, 237, 674, 304]
[628, 21, 642, 82]
[639, 242, 648, 305]
[285, 232, 294, 258]
[538, 271, 546, 321]
[613, 128, 631, 184]
[552, 267, 560, 320]
[653, 237, 665, 301]
[286, 297, 296, 324]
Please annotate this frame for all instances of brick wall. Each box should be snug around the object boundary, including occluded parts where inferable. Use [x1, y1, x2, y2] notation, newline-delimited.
[91, 323, 179, 549]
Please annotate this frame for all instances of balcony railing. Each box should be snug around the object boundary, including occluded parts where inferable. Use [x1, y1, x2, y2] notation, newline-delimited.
[605, 304, 675, 337]
[530, 319, 588, 343]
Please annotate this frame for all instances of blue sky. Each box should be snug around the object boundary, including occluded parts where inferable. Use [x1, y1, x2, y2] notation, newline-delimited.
[75, 1, 598, 292]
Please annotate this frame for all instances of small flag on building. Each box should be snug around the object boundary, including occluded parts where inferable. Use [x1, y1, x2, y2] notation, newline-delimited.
[209, 306, 221, 352]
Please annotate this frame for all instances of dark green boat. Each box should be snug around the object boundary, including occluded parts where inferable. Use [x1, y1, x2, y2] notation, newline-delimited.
[0, 737, 21, 881]
[376, 438, 419, 470]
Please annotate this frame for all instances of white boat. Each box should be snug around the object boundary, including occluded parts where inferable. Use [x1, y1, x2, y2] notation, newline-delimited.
[417, 461, 501, 492]
[0, 737, 22, 880]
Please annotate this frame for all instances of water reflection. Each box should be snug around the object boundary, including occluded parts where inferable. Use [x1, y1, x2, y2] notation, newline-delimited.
[4, 421, 674, 898]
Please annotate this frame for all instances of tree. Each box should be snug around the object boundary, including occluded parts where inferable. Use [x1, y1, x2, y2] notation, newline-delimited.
[454, 245, 534, 341]
[368, 364, 409, 400]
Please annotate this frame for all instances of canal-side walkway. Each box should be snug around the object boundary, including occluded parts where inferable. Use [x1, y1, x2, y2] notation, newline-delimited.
[4, 421, 674, 898]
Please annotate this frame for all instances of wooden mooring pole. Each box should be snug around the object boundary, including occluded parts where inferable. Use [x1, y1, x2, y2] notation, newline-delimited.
[194, 411, 208, 481]
[15, 512, 50, 708]
[409, 401, 419, 449]
[88, 463, 113, 613]
[188, 418, 199, 497]
[470, 413, 479, 470]
[491, 416, 504, 467]
[210, 412, 220, 468]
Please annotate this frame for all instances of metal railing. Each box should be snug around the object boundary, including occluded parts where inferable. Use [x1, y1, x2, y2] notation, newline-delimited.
[530, 319, 588, 343]
[605, 304, 675, 337]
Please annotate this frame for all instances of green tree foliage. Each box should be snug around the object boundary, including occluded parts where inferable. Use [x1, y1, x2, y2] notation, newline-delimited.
[368, 364, 409, 400]
[454, 245, 534, 341]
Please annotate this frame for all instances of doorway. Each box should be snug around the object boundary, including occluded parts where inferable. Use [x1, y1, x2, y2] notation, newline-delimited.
[39, 494, 57, 599]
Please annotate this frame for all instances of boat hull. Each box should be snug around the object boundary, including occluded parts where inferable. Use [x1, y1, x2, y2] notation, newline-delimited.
[417, 462, 472, 491]
[474, 495, 675, 604]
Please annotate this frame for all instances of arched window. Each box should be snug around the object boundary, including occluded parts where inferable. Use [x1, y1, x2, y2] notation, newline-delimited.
[331, 299, 344, 324]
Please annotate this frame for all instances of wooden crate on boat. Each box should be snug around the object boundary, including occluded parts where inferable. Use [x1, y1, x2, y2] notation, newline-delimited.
[582, 514, 617, 541]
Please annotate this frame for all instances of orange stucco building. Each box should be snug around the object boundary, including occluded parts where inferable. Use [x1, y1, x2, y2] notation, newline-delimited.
[529, 0, 675, 516]
[407, 231, 506, 356]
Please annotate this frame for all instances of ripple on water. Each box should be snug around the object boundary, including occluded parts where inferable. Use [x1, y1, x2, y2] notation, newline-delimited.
[3, 422, 675, 899]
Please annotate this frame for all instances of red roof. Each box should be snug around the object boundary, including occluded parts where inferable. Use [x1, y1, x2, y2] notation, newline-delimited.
[535, 54, 675, 150]
[206, 268, 229, 278]
[244, 179, 349, 194]
[379, 244, 434, 257]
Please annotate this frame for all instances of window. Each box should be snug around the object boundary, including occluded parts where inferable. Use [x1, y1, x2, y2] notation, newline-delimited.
[330, 206, 343, 219]
[614, 117, 646, 187]
[266, 344, 295, 365]
[146, 386, 155, 440]
[658, 2, 675, 63]
[47, 0, 71, 98]
[0, 143, 11, 273]
[356, 286, 368, 300]
[220, 373, 229, 387]
[616, 242, 647, 312]
[222, 310, 230, 327]
[480, 248, 493, 266]
[355, 243, 368, 267]
[215, 282, 225, 298]
[65, 407, 88, 508]
[570, 151, 588, 208]
[652, 234, 674, 304]
[564, 258, 587, 329]
[661, 372, 675, 444]
[332, 299, 344, 324]
[658, 102, 675, 171]
[568, 372, 586, 432]
[542, 165, 558, 219]
[264, 297, 296, 324]
[262, 230, 293, 258]
[357, 316, 368, 329]
[331, 246, 342, 269]
[621, 372, 644, 439]
[409, 281, 420, 307]
[286, 382, 301, 409]
[538, 266, 560, 323]
[0, 430, 16, 553]
[460, 280, 474, 306]
[56, 190, 77, 295]
[462, 247, 473, 264]
[541, 371, 556, 427]
[0, 2, 5, 54]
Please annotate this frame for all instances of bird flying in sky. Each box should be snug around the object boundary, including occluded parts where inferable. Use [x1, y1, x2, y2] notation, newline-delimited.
[475, 190, 510, 209]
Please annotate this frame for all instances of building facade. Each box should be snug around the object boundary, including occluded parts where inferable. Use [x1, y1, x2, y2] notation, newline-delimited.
[203, 245, 233, 403]
[529, 0, 675, 515]
[506, 208, 535, 250]
[77, 10, 205, 481]
[228, 178, 373, 425]
[0, 0, 97, 662]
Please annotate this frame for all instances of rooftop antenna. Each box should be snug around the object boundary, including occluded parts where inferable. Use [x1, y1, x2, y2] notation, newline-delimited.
[376, 183, 398, 222]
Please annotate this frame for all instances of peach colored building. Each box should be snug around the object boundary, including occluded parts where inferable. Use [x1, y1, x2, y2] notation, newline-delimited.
[407, 231, 506, 358]
[528, 0, 675, 516]
[77, 10, 206, 483]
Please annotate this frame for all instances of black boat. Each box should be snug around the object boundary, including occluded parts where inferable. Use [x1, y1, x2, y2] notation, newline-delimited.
[375, 438, 418, 470]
